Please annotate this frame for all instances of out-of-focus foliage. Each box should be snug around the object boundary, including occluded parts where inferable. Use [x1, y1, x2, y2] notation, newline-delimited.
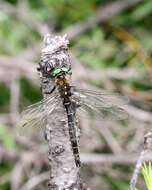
[0, 0, 152, 190]
[0, 124, 16, 150]
[0, 82, 10, 112]
[20, 78, 42, 108]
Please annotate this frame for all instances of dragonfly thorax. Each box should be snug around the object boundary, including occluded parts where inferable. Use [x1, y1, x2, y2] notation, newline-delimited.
[56, 75, 72, 103]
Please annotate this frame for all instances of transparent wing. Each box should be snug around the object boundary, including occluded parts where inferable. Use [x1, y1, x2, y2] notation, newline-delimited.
[72, 87, 128, 120]
[17, 93, 61, 136]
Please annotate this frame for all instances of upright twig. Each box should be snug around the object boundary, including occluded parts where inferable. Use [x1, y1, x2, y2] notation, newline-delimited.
[128, 131, 152, 190]
[38, 34, 83, 190]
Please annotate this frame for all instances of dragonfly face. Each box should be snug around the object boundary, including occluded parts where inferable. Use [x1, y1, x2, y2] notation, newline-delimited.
[38, 48, 71, 78]
[38, 34, 71, 80]
[52, 67, 72, 77]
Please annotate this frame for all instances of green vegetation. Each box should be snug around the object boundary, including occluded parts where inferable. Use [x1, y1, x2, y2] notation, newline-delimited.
[141, 162, 152, 190]
[135, 162, 152, 190]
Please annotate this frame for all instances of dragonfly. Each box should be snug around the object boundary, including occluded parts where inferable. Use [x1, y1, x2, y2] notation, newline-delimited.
[17, 67, 128, 167]
[17, 35, 128, 168]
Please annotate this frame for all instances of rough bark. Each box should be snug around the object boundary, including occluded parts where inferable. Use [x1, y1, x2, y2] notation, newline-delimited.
[39, 34, 83, 190]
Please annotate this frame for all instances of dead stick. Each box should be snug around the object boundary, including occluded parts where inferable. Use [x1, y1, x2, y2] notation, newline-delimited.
[38, 34, 83, 189]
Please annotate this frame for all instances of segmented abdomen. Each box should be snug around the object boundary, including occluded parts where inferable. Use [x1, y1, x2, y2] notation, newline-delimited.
[65, 104, 81, 167]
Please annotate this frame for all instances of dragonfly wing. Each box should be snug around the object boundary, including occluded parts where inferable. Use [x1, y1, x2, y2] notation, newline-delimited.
[72, 87, 128, 107]
[17, 93, 61, 136]
[72, 87, 128, 120]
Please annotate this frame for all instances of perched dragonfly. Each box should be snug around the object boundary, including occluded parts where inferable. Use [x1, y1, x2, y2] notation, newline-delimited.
[17, 35, 128, 168]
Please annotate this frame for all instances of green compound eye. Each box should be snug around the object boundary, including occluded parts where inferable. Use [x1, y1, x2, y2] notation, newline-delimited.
[61, 67, 69, 72]
[52, 67, 71, 77]
[52, 68, 62, 76]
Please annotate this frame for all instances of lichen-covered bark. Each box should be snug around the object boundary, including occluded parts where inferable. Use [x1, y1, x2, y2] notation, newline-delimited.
[39, 34, 82, 190]
[45, 102, 81, 189]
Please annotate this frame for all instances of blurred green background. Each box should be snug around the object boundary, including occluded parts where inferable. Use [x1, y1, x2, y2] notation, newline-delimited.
[0, 0, 152, 190]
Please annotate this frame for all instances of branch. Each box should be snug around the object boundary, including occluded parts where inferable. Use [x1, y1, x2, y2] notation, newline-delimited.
[20, 172, 49, 190]
[0, 146, 18, 162]
[9, 77, 20, 117]
[95, 121, 123, 154]
[0, 56, 38, 82]
[124, 105, 152, 123]
[71, 54, 141, 81]
[0, 1, 51, 36]
[39, 35, 82, 189]
[81, 152, 152, 165]
[17, 0, 143, 60]
[63, 0, 143, 40]
[0, 55, 141, 82]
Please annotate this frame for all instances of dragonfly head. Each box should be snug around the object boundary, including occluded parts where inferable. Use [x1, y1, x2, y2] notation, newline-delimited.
[39, 34, 71, 78]
[52, 67, 72, 77]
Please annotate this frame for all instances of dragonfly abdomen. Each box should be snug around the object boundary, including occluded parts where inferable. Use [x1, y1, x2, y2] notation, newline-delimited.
[56, 75, 81, 167]
[65, 104, 81, 167]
